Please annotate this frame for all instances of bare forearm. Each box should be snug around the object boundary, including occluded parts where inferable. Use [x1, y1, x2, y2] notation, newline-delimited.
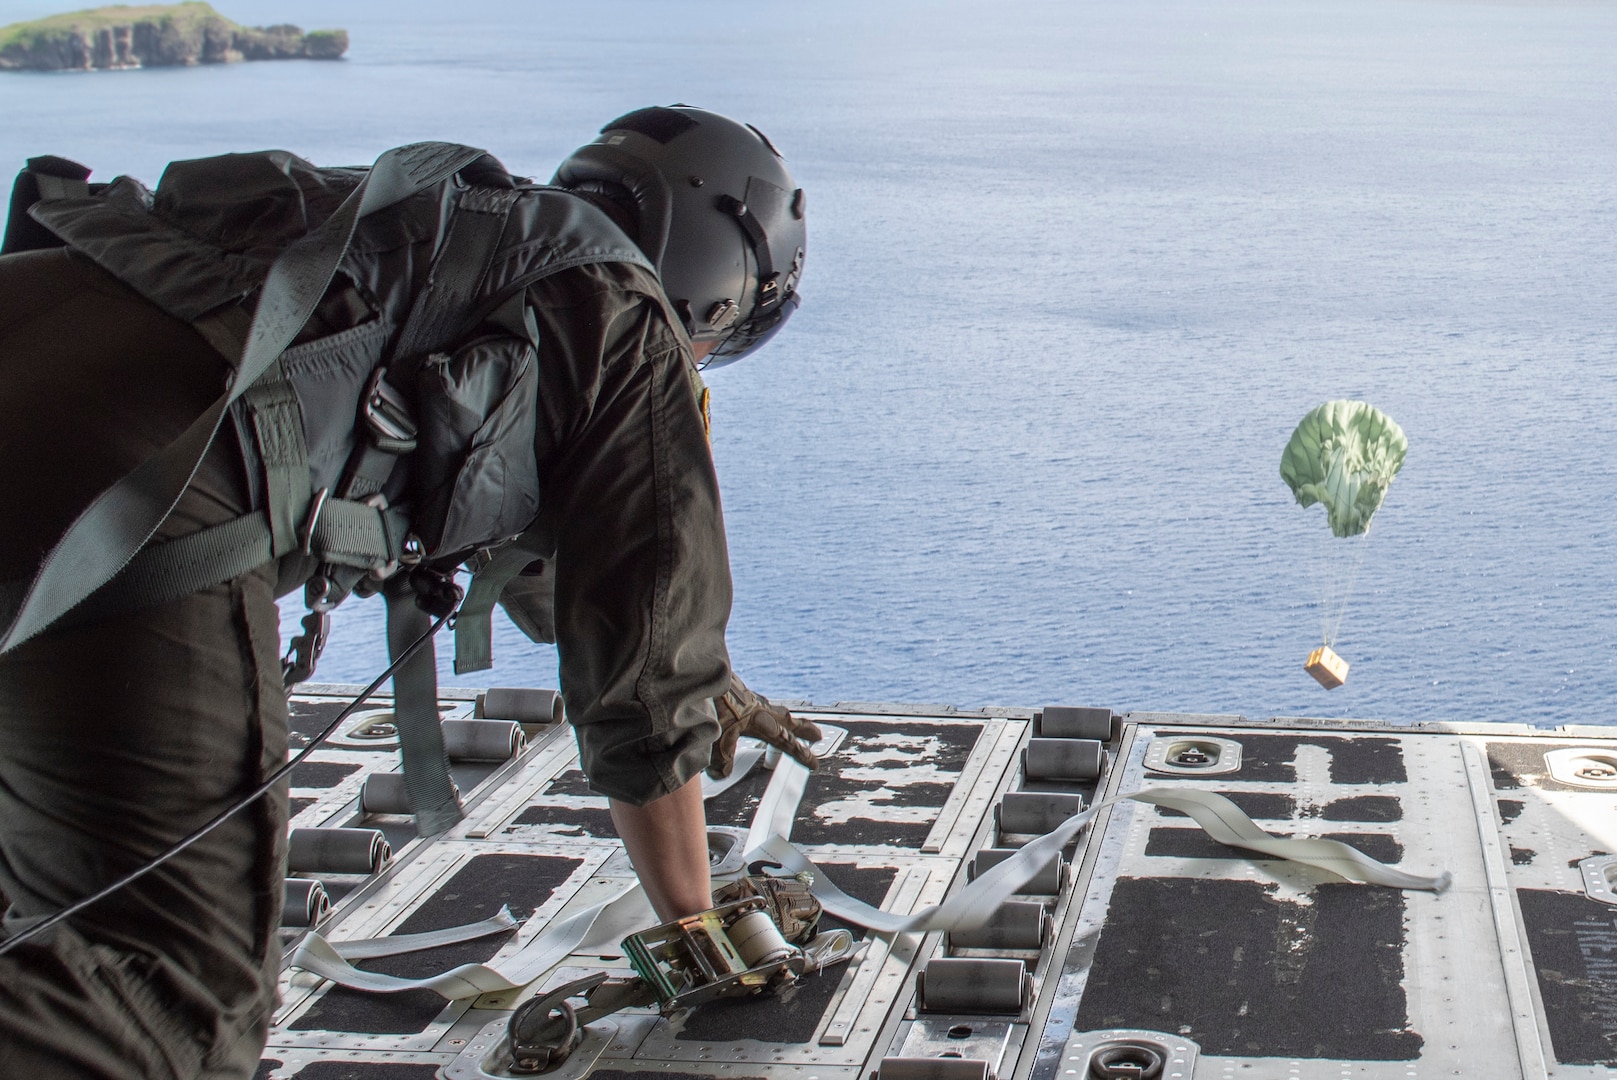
[609, 777, 712, 921]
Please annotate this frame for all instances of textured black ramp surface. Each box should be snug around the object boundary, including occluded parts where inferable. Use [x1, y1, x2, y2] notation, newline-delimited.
[254, 1062, 280, 1080]
[292, 853, 580, 1035]
[1075, 877, 1420, 1060]
[512, 801, 619, 838]
[795, 720, 982, 847]
[592, 1073, 766, 1080]
[288, 699, 354, 741]
[676, 864, 899, 1044]
[544, 768, 596, 797]
[291, 761, 363, 789]
[1143, 828, 1404, 865]
[1177, 734, 1407, 785]
[1319, 795, 1402, 822]
[533, 721, 983, 848]
[1487, 742, 1580, 792]
[288, 1065, 442, 1079]
[530, 763, 774, 837]
[1153, 791, 1297, 820]
[1517, 889, 1617, 1065]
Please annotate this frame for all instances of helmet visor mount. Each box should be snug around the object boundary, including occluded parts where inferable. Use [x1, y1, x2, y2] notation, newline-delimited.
[702, 291, 801, 369]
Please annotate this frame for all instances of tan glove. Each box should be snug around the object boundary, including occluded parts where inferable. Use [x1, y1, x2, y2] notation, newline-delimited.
[708, 674, 823, 779]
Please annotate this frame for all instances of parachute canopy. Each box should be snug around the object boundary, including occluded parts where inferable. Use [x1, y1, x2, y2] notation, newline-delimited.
[1280, 400, 1407, 538]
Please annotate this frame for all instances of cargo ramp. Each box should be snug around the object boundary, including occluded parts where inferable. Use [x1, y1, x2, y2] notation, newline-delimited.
[261, 686, 1617, 1080]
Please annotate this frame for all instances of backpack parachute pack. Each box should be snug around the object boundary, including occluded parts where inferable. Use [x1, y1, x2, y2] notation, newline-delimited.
[0, 143, 656, 833]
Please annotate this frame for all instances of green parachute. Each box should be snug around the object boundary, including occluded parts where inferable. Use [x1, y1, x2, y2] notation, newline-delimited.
[1280, 400, 1407, 688]
[1280, 400, 1407, 538]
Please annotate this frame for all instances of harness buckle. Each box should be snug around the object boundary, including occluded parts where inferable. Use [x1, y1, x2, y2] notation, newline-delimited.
[299, 487, 330, 557]
[281, 609, 332, 688]
[361, 369, 418, 454]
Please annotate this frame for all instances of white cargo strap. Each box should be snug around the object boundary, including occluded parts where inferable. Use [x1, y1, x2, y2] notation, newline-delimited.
[329, 906, 520, 960]
[290, 742, 1448, 999]
[700, 746, 765, 800]
[290, 880, 645, 997]
[751, 782, 1450, 937]
[286, 745, 784, 998]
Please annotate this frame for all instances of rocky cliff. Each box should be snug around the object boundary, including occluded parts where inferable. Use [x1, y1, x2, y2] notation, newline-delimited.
[0, 3, 347, 71]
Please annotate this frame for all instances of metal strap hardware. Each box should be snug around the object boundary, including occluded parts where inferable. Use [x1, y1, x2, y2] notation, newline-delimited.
[508, 973, 608, 1074]
[281, 609, 331, 687]
[298, 488, 330, 557]
[361, 367, 419, 452]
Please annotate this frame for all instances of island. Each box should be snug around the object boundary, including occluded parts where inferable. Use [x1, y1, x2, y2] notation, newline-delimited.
[0, 2, 347, 71]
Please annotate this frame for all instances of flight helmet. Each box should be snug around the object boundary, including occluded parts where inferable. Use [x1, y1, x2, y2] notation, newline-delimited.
[554, 105, 805, 368]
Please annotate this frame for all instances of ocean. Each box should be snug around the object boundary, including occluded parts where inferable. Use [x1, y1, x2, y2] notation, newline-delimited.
[2, 0, 1612, 725]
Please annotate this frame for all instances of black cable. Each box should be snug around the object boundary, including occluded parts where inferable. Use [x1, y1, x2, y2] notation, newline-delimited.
[0, 609, 452, 959]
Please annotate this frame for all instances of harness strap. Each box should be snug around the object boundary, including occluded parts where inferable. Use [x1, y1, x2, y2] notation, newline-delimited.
[312, 498, 407, 568]
[453, 540, 544, 675]
[63, 493, 408, 628]
[385, 578, 463, 835]
[71, 512, 276, 622]
[0, 141, 492, 655]
[2, 156, 93, 255]
[241, 363, 312, 558]
[391, 185, 523, 362]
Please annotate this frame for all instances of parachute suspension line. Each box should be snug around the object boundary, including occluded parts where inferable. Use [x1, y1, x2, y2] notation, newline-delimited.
[1313, 525, 1336, 646]
[1323, 522, 1374, 649]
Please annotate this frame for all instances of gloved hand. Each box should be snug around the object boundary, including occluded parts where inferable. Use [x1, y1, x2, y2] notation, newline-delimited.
[708, 673, 823, 778]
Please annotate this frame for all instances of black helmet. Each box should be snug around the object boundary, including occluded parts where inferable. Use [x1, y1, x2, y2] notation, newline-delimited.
[553, 105, 805, 368]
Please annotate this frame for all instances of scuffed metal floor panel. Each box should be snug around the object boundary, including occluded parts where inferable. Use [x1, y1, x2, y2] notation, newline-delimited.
[262, 691, 1617, 1080]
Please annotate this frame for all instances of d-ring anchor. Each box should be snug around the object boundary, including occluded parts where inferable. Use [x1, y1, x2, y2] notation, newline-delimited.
[507, 972, 609, 1074]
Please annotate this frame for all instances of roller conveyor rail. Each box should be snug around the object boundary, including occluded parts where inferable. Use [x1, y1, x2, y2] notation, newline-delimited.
[263, 686, 1617, 1080]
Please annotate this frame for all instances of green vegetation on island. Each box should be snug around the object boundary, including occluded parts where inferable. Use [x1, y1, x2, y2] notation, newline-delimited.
[0, 2, 347, 70]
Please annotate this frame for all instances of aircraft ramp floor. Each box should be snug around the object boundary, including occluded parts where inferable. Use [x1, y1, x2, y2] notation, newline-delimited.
[260, 687, 1617, 1080]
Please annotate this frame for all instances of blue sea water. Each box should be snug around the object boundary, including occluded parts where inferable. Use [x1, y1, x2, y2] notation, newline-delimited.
[2, 0, 1612, 726]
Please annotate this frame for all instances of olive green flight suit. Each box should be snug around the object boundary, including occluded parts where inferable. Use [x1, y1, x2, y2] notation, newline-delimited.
[0, 244, 731, 1077]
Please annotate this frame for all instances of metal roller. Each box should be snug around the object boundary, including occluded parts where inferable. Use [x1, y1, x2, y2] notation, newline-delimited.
[1022, 737, 1105, 782]
[442, 718, 526, 762]
[1037, 705, 1114, 741]
[877, 1059, 992, 1080]
[286, 827, 392, 875]
[969, 847, 1067, 895]
[360, 772, 413, 815]
[477, 687, 563, 725]
[946, 900, 1049, 951]
[281, 877, 330, 928]
[916, 957, 1030, 1014]
[996, 791, 1084, 836]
